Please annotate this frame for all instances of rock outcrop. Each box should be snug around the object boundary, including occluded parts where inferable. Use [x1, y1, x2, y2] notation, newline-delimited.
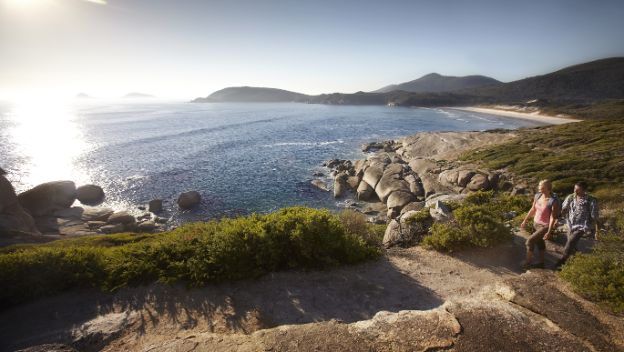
[0, 170, 40, 236]
[177, 191, 201, 209]
[382, 210, 432, 248]
[321, 130, 521, 231]
[18, 181, 77, 217]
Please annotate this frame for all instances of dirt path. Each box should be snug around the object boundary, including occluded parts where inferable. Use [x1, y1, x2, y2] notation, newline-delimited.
[2, 232, 622, 352]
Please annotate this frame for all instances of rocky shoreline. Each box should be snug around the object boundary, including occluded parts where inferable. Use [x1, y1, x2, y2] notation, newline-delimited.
[312, 129, 530, 246]
[3, 129, 527, 247]
[0, 171, 204, 246]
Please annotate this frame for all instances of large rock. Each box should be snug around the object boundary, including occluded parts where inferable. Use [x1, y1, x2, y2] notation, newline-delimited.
[148, 199, 163, 213]
[419, 174, 442, 198]
[400, 201, 425, 215]
[438, 169, 459, 186]
[311, 179, 329, 192]
[382, 210, 431, 248]
[138, 220, 156, 232]
[386, 191, 415, 210]
[81, 207, 114, 222]
[333, 178, 346, 198]
[356, 181, 375, 201]
[76, 185, 105, 206]
[457, 170, 476, 188]
[177, 191, 201, 209]
[408, 158, 440, 175]
[53, 206, 84, 219]
[18, 181, 77, 217]
[429, 200, 453, 222]
[346, 176, 360, 190]
[362, 165, 384, 189]
[375, 175, 410, 203]
[466, 173, 490, 191]
[404, 174, 425, 198]
[107, 211, 135, 225]
[97, 223, 122, 234]
[353, 159, 368, 176]
[0, 172, 40, 235]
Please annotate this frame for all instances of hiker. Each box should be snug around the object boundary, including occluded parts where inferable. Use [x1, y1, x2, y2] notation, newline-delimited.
[556, 181, 599, 267]
[520, 179, 560, 269]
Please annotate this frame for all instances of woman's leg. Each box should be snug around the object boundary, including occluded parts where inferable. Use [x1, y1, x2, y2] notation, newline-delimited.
[525, 224, 548, 266]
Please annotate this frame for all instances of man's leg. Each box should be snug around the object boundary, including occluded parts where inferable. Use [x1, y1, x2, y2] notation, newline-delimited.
[557, 229, 585, 266]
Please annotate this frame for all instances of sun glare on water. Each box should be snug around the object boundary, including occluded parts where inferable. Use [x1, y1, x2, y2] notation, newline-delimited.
[7, 100, 92, 190]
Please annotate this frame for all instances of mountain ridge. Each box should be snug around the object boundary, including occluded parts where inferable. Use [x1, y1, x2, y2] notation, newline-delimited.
[374, 73, 502, 93]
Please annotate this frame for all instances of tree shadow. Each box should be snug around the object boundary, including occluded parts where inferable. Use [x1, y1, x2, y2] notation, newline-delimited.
[0, 258, 442, 351]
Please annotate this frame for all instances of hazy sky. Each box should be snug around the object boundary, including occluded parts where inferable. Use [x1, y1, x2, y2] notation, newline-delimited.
[1, 0, 623, 100]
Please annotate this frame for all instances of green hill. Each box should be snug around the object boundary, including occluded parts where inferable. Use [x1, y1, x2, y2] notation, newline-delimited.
[192, 87, 311, 103]
[375, 73, 502, 93]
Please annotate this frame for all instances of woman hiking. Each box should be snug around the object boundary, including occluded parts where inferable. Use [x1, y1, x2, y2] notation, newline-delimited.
[520, 179, 560, 270]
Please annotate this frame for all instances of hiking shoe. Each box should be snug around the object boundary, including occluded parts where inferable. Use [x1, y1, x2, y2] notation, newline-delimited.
[520, 261, 531, 271]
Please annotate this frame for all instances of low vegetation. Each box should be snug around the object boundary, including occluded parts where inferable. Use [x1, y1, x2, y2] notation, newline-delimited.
[462, 118, 624, 313]
[0, 207, 380, 309]
[560, 234, 624, 314]
[422, 191, 530, 252]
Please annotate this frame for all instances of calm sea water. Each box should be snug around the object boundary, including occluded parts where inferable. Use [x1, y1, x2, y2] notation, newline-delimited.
[0, 100, 541, 222]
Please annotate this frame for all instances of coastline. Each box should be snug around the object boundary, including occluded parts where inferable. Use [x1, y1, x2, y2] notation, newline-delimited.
[450, 106, 582, 125]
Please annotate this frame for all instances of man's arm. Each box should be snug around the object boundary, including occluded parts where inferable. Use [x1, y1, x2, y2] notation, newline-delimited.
[561, 195, 571, 216]
[591, 198, 600, 240]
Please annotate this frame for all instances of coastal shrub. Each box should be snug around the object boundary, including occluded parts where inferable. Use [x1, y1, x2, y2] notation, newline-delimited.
[422, 223, 469, 251]
[422, 192, 516, 252]
[461, 119, 624, 197]
[404, 208, 431, 224]
[560, 234, 624, 314]
[0, 207, 379, 309]
[338, 209, 385, 247]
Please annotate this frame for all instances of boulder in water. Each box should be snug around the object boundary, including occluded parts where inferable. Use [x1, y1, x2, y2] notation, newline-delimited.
[76, 185, 105, 206]
[177, 191, 201, 209]
[148, 199, 163, 213]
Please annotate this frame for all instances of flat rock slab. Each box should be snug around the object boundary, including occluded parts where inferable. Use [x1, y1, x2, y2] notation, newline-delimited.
[504, 270, 621, 352]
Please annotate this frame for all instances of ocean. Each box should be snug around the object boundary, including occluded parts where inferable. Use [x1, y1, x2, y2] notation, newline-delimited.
[0, 100, 542, 222]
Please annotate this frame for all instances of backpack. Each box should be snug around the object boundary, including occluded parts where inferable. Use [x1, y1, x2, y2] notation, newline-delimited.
[534, 192, 559, 211]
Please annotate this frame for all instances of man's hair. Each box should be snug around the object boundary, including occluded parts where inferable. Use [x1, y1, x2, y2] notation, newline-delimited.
[575, 180, 588, 190]
[0, 167, 6, 176]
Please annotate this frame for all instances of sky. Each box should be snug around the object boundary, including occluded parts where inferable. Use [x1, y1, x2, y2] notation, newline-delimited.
[1, 0, 623, 100]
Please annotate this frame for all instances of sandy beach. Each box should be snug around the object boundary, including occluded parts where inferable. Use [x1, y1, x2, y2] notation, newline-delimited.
[451, 106, 581, 125]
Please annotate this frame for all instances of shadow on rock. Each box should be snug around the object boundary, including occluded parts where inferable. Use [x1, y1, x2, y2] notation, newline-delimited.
[0, 258, 442, 351]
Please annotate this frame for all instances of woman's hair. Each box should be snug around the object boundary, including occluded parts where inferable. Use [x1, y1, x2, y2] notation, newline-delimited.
[538, 179, 552, 191]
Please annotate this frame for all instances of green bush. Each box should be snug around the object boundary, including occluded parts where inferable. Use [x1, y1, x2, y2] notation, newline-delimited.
[559, 234, 624, 314]
[338, 209, 386, 247]
[0, 207, 379, 309]
[404, 208, 431, 224]
[422, 191, 516, 252]
[423, 223, 469, 251]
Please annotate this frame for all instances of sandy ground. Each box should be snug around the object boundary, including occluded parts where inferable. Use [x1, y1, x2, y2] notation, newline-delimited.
[451, 106, 581, 125]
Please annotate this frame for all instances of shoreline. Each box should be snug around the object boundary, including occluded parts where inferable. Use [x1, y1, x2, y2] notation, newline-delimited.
[450, 106, 582, 125]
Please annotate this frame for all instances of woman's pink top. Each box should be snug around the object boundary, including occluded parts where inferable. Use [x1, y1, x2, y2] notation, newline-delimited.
[534, 196, 552, 226]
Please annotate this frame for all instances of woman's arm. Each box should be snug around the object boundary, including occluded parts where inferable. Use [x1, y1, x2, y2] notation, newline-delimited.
[544, 202, 561, 240]
[521, 198, 537, 229]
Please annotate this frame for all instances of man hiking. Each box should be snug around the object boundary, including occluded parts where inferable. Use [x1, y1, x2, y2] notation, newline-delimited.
[556, 180, 599, 268]
[521, 179, 560, 270]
